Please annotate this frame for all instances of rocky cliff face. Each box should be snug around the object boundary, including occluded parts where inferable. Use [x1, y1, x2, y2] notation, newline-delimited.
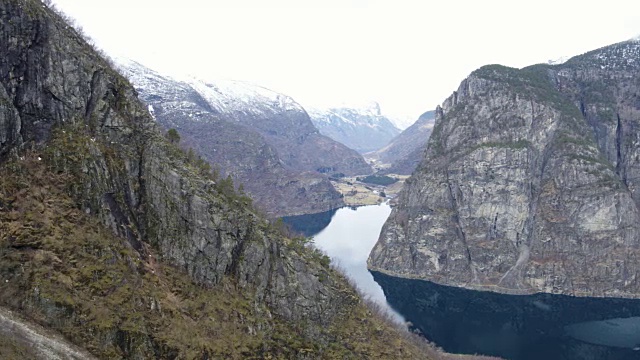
[371, 110, 435, 175]
[370, 39, 640, 298]
[0, 1, 427, 358]
[117, 60, 346, 217]
[307, 103, 400, 153]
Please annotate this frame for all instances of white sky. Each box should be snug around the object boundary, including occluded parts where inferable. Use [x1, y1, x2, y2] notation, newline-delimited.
[52, 0, 640, 121]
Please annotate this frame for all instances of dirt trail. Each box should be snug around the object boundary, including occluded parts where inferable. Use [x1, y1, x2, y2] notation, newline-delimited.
[0, 307, 96, 360]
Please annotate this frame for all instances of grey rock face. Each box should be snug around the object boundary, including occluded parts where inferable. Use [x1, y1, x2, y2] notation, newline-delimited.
[370, 40, 640, 298]
[308, 104, 400, 153]
[371, 110, 436, 174]
[0, 0, 364, 353]
[118, 60, 345, 217]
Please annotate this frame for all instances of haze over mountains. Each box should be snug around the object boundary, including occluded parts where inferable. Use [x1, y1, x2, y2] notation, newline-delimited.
[117, 59, 373, 217]
[0, 1, 433, 358]
[5, 0, 640, 359]
[307, 103, 401, 154]
[370, 110, 436, 175]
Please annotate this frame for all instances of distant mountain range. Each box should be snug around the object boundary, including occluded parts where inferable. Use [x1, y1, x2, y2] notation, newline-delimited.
[0, 3, 427, 358]
[307, 103, 401, 153]
[118, 59, 372, 217]
[368, 110, 436, 174]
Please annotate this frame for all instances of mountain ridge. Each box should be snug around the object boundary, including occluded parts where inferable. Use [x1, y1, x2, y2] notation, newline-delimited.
[307, 103, 401, 153]
[370, 110, 436, 175]
[369, 38, 640, 298]
[0, 1, 433, 358]
[117, 59, 369, 217]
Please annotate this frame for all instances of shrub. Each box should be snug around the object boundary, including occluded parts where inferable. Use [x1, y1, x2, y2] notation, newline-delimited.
[166, 128, 180, 144]
[357, 175, 398, 186]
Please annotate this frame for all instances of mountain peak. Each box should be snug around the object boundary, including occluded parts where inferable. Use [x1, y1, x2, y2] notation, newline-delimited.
[188, 78, 305, 115]
[307, 103, 400, 153]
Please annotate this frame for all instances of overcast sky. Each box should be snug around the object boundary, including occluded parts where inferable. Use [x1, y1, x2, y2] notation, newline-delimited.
[52, 0, 640, 121]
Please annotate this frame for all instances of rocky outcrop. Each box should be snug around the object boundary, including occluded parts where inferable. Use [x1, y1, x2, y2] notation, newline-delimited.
[370, 39, 640, 298]
[0, 1, 425, 358]
[307, 103, 400, 153]
[117, 60, 345, 217]
[370, 110, 435, 174]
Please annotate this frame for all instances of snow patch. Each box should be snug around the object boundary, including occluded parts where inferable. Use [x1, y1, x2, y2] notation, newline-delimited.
[547, 56, 569, 65]
[188, 78, 304, 118]
[116, 57, 306, 120]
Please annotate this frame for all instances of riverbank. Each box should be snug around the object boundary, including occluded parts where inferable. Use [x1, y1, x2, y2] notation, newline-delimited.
[330, 174, 409, 206]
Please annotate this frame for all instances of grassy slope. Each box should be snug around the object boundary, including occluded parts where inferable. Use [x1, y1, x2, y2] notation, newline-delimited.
[0, 2, 505, 358]
[0, 136, 436, 358]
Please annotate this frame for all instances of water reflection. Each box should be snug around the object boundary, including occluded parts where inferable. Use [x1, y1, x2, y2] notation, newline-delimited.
[284, 204, 405, 324]
[565, 317, 640, 350]
[372, 271, 640, 360]
[281, 208, 338, 237]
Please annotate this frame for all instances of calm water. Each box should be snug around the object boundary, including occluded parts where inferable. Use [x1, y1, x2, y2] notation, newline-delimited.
[284, 203, 405, 323]
[372, 272, 640, 360]
[286, 205, 640, 360]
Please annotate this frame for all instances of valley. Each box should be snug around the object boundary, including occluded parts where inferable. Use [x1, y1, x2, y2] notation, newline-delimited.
[2, 0, 640, 359]
[329, 174, 409, 206]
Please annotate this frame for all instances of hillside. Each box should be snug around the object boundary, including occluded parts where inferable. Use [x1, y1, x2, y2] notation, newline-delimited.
[0, 1, 434, 358]
[370, 110, 436, 175]
[370, 38, 640, 298]
[117, 60, 346, 217]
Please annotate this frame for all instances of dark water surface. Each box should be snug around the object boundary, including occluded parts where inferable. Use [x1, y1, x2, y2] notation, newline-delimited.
[285, 205, 640, 360]
[373, 271, 640, 360]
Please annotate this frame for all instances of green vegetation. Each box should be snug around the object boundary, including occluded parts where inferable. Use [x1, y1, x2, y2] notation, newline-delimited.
[357, 175, 398, 186]
[0, 151, 440, 359]
[0, 335, 38, 359]
[165, 128, 181, 144]
[472, 64, 583, 120]
[556, 131, 597, 148]
[160, 132, 254, 209]
[0, 2, 506, 358]
[476, 139, 531, 150]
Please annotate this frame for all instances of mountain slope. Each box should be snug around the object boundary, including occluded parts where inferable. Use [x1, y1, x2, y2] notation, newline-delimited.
[0, 307, 95, 360]
[370, 38, 640, 298]
[121, 60, 371, 176]
[0, 1, 430, 358]
[117, 60, 344, 217]
[308, 103, 401, 153]
[370, 110, 436, 174]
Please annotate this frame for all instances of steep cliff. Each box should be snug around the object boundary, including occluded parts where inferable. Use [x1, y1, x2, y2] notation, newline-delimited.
[307, 103, 400, 153]
[0, 1, 429, 358]
[371, 110, 436, 175]
[370, 39, 640, 298]
[117, 60, 345, 217]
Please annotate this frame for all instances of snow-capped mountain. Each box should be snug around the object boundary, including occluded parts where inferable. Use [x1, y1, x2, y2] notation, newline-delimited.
[307, 102, 401, 154]
[187, 78, 305, 118]
[116, 59, 373, 217]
